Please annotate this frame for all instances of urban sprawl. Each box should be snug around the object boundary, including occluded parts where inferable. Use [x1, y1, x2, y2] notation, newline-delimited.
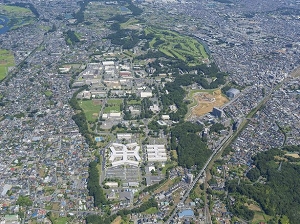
[0, 0, 299, 223]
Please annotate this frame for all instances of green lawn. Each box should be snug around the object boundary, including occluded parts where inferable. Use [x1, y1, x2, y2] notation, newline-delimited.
[79, 100, 102, 122]
[143, 207, 158, 215]
[145, 27, 209, 65]
[128, 100, 141, 105]
[104, 99, 123, 113]
[51, 217, 71, 224]
[0, 50, 15, 81]
[44, 90, 53, 97]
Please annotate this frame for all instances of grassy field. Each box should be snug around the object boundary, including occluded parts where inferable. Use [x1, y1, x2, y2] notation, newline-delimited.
[0, 50, 15, 81]
[145, 27, 209, 66]
[44, 90, 53, 97]
[79, 99, 102, 122]
[143, 207, 158, 214]
[252, 211, 273, 224]
[128, 100, 141, 105]
[104, 99, 122, 113]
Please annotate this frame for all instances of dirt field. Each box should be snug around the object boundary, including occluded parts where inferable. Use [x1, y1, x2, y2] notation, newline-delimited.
[285, 153, 300, 158]
[111, 216, 122, 224]
[190, 89, 228, 117]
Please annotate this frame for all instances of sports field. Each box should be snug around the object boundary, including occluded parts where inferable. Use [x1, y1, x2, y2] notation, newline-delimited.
[0, 50, 15, 81]
[79, 99, 102, 122]
[145, 27, 209, 66]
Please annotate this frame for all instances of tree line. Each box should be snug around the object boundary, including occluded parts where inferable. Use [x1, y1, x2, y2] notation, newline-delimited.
[69, 86, 96, 147]
[87, 161, 107, 207]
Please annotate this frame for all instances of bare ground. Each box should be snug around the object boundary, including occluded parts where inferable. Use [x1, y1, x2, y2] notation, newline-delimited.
[191, 89, 228, 116]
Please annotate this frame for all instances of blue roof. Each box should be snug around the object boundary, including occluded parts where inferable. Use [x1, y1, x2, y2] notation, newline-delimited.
[178, 209, 194, 219]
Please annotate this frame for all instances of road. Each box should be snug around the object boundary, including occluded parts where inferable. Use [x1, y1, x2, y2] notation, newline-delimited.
[167, 130, 233, 223]
[166, 73, 294, 223]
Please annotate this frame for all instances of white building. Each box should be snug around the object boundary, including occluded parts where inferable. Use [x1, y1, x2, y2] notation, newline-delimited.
[149, 104, 160, 113]
[161, 114, 170, 120]
[146, 145, 167, 162]
[102, 61, 115, 66]
[108, 143, 141, 167]
[117, 133, 132, 140]
[105, 182, 118, 188]
[140, 91, 153, 98]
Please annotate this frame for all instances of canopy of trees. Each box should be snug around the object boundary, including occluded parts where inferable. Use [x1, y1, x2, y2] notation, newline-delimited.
[226, 146, 300, 223]
[210, 123, 225, 133]
[171, 122, 211, 168]
[107, 29, 140, 49]
[65, 30, 80, 45]
[16, 195, 33, 207]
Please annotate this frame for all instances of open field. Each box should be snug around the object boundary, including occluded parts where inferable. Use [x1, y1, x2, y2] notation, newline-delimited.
[79, 99, 102, 122]
[128, 100, 141, 105]
[247, 203, 261, 212]
[44, 90, 53, 97]
[186, 89, 228, 118]
[285, 153, 300, 158]
[104, 99, 122, 113]
[143, 207, 158, 214]
[111, 216, 122, 224]
[0, 50, 15, 81]
[145, 27, 209, 65]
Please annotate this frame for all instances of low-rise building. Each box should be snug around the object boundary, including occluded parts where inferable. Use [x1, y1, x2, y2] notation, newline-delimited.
[146, 145, 167, 162]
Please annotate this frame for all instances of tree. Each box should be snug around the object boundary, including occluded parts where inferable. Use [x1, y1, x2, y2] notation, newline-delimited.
[16, 195, 33, 207]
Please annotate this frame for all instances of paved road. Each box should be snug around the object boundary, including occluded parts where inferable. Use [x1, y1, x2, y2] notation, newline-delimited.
[167, 131, 233, 223]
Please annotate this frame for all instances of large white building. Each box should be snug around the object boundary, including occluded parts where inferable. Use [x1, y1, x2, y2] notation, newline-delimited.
[140, 91, 153, 98]
[146, 145, 167, 162]
[108, 143, 141, 167]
